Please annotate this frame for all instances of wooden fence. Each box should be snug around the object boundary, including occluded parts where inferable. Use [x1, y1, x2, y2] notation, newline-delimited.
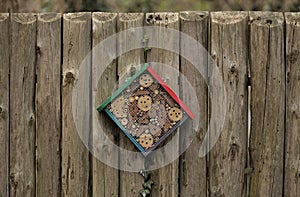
[0, 11, 299, 197]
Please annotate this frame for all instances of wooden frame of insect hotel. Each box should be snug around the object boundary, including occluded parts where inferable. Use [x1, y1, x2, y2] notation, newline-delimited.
[98, 63, 195, 156]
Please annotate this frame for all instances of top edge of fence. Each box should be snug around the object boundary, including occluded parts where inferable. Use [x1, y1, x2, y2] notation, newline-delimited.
[0, 13, 9, 22]
[249, 12, 284, 27]
[180, 11, 209, 21]
[118, 13, 144, 22]
[1, 11, 298, 15]
[12, 13, 36, 24]
[92, 12, 117, 23]
[145, 12, 179, 25]
[1, 11, 299, 25]
[285, 12, 300, 25]
[38, 13, 61, 22]
[211, 11, 248, 24]
[63, 12, 91, 22]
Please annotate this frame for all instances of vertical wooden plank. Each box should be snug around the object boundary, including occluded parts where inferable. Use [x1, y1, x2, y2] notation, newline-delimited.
[0, 13, 9, 197]
[10, 13, 37, 197]
[284, 12, 300, 197]
[36, 13, 61, 197]
[209, 12, 248, 197]
[62, 12, 91, 197]
[117, 13, 144, 81]
[145, 12, 180, 197]
[249, 12, 285, 197]
[179, 11, 208, 197]
[117, 13, 145, 197]
[92, 12, 119, 197]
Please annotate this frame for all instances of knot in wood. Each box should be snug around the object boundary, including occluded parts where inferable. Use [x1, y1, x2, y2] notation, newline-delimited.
[211, 53, 217, 60]
[265, 19, 272, 25]
[9, 173, 18, 188]
[287, 50, 299, 64]
[64, 71, 76, 85]
[129, 65, 137, 77]
[229, 142, 239, 161]
[147, 14, 163, 24]
[36, 46, 41, 55]
[29, 113, 35, 124]
[230, 65, 236, 74]
[291, 103, 298, 113]
[0, 105, 7, 119]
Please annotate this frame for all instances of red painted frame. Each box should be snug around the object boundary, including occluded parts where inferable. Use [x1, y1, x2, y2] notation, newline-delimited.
[147, 67, 195, 120]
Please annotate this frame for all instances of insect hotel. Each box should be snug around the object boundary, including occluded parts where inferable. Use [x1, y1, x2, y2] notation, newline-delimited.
[98, 63, 195, 155]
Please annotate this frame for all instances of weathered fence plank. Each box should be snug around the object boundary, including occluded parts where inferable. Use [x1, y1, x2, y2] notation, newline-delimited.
[209, 12, 248, 197]
[145, 12, 180, 197]
[117, 13, 145, 197]
[0, 13, 9, 197]
[62, 12, 91, 197]
[117, 13, 144, 79]
[92, 12, 119, 197]
[36, 13, 61, 197]
[179, 11, 208, 197]
[249, 12, 285, 197]
[284, 12, 300, 197]
[10, 13, 37, 197]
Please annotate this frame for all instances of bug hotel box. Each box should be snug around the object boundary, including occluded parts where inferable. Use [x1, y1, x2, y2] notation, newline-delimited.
[98, 63, 195, 156]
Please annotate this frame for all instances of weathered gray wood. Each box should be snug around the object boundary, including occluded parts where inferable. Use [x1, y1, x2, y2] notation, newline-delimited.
[62, 12, 91, 197]
[117, 13, 145, 197]
[145, 12, 180, 197]
[209, 12, 248, 197]
[179, 11, 208, 197]
[117, 13, 144, 81]
[0, 13, 9, 197]
[284, 12, 300, 197]
[36, 13, 61, 197]
[2, 10, 299, 197]
[9, 13, 37, 197]
[249, 12, 285, 197]
[92, 12, 119, 197]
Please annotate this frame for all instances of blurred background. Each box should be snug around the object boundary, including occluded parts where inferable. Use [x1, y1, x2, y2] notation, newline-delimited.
[0, 0, 299, 13]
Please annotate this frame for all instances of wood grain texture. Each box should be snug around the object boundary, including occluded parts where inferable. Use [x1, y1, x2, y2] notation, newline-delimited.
[9, 13, 37, 197]
[0, 13, 9, 197]
[249, 12, 285, 197]
[179, 11, 208, 197]
[145, 12, 180, 197]
[284, 12, 300, 197]
[92, 12, 119, 197]
[62, 12, 91, 197]
[117, 13, 144, 81]
[1, 11, 298, 197]
[117, 13, 145, 197]
[209, 12, 248, 197]
[36, 13, 61, 197]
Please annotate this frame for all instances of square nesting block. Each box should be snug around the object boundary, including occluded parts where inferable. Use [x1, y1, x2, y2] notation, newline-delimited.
[98, 63, 194, 156]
